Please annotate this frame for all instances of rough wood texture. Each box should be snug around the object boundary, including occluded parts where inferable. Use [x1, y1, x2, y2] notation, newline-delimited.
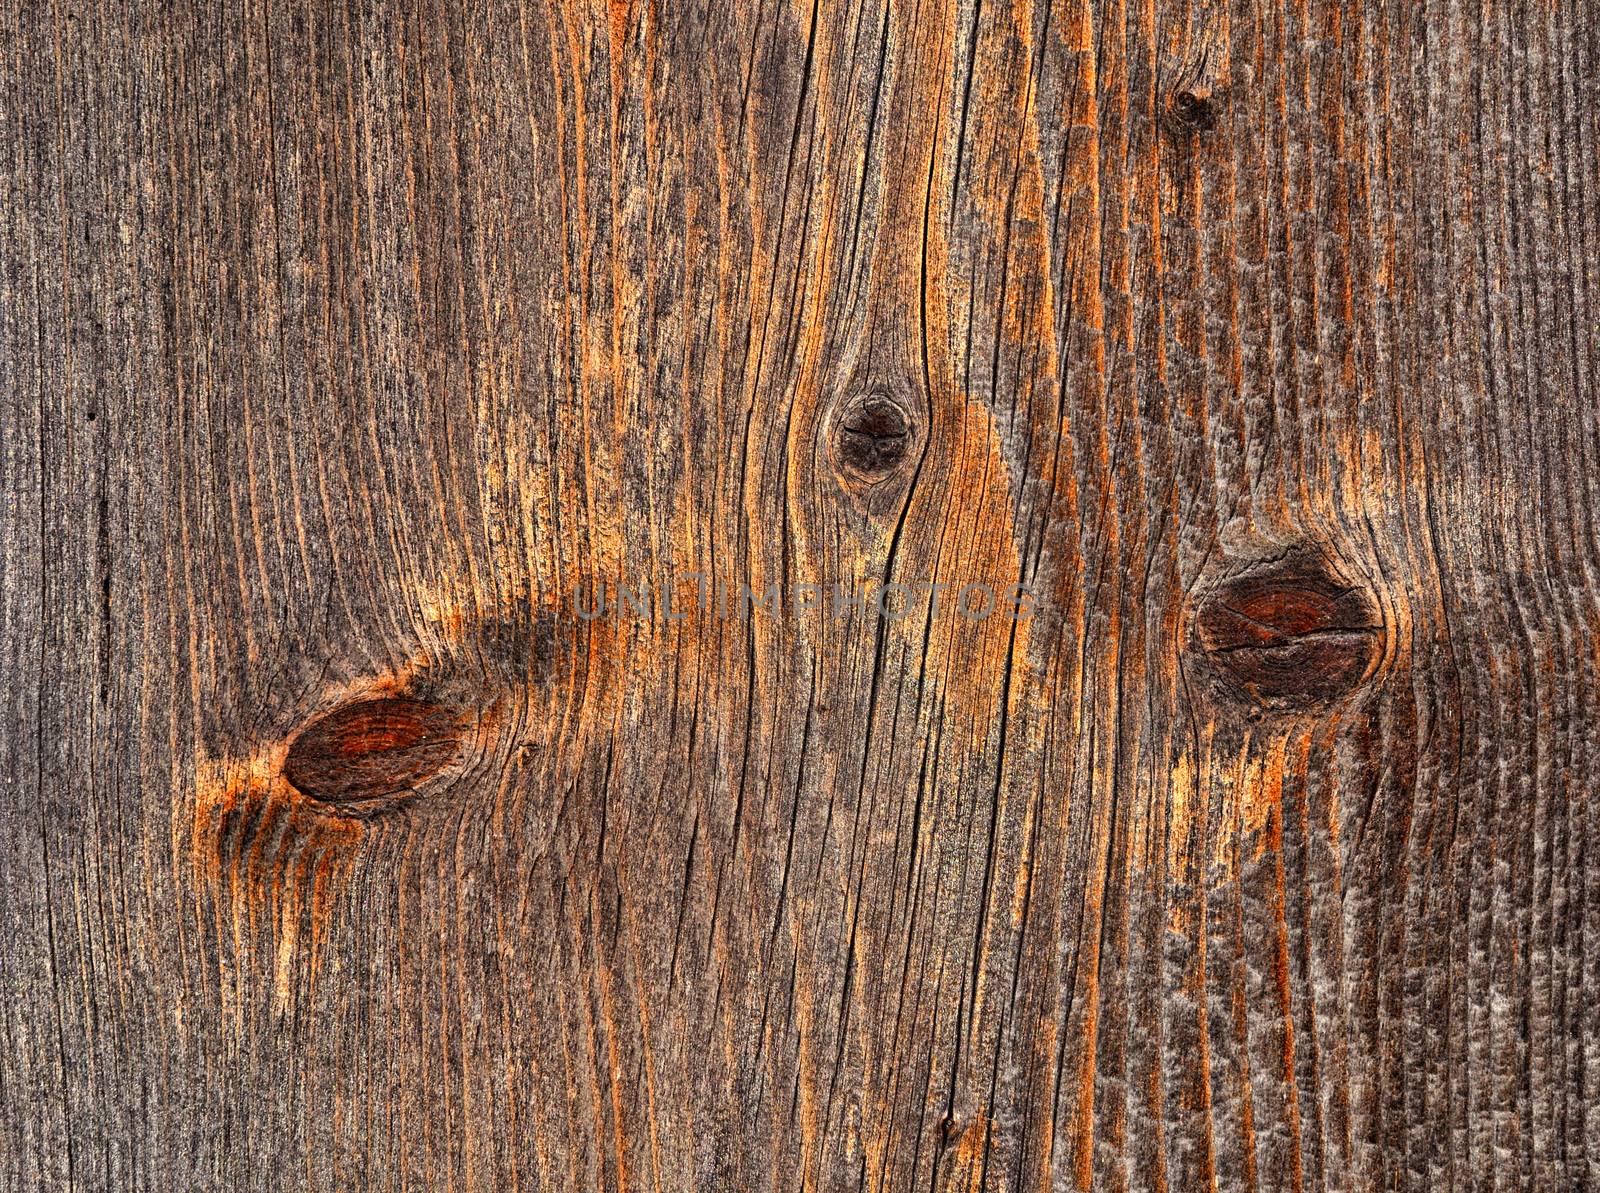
[4, 0, 1597, 1189]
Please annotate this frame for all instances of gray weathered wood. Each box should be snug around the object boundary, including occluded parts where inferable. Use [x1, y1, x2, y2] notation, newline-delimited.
[3, 0, 1598, 1188]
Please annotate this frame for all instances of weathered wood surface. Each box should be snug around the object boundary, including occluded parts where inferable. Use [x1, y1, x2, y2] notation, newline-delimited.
[3, 0, 1598, 1188]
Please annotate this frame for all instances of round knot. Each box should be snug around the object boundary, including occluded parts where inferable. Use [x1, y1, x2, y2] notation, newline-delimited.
[832, 391, 917, 482]
[1192, 553, 1382, 707]
[1168, 89, 1217, 132]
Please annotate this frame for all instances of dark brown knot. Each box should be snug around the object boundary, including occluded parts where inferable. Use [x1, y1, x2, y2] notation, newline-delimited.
[1192, 554, 1382, 706]
[1167, 88, 1217, 133]
[283, 697, 463, 812]
[832, 391, 917, 482]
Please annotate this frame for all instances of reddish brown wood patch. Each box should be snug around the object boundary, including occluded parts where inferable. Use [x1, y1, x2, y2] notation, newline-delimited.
[282, 697, 464, 811]
[1193, 555, 1382, 706]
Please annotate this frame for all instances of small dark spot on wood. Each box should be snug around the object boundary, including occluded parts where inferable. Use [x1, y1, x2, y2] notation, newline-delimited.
[1193, 553, 1381, 706]
[1168, 89, 1217, 133]
[833, 391, 915, 481]
[283, 697, 463, 812]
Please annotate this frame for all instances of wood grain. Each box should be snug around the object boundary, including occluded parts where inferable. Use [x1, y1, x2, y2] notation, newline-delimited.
[3, 0, 1598, 1188]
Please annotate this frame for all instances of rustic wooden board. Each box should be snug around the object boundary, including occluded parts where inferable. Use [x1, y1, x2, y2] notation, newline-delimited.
[4, 0, 1598, 1188]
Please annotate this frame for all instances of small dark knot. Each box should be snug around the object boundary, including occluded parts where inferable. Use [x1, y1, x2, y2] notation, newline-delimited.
[1192, 553, 1382, 707]
[1168, 89, 1217, 132]
[283, 697, 463, 812]
[833, 392, 915, 481]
